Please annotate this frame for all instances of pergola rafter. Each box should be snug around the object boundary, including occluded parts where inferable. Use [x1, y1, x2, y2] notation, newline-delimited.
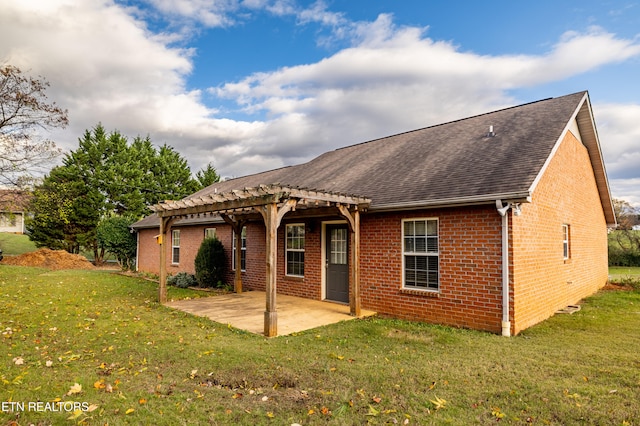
[150, 184, 371, 337]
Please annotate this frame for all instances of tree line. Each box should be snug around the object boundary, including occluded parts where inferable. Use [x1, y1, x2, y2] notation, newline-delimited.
[28, 124, 220, 265]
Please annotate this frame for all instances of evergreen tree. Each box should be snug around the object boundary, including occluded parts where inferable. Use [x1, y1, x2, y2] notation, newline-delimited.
[28, 124, 205, 259]
[196, 162, 221, 188]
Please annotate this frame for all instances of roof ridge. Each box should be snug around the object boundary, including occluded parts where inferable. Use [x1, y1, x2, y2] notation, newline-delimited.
[219, 164, 294, 183]
[333, 91, 586, 152]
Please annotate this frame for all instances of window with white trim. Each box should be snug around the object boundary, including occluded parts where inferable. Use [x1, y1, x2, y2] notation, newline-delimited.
[403, 219, 439, 290]
[232, 226, 246, 271]
[286, 224, 305, 277]
[171, 230, 180, 264]
[562, 224, 570, 260]
[204, 228, 216, 239]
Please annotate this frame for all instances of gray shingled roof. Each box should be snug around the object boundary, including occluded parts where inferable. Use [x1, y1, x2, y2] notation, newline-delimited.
[133, 91, 615, 229]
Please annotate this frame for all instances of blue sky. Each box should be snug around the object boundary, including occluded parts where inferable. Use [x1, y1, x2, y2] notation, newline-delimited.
[1, 0, 640, 206]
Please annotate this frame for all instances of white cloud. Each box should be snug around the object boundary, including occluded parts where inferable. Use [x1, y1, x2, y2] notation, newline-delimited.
[213, 23, 640, 156]
[142, 0, 239, 27]
[594, 102, 640, 183]
[0, 0, 258, 161]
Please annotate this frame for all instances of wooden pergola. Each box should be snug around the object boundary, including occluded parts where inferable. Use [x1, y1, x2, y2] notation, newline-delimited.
[149, 184, 371, 337]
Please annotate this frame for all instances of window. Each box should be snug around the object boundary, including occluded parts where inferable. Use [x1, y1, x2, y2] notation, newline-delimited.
[562, 224, 570, 260]
[403, 219, 439, 290]
[204, 228, 216, 239]
[171, 230, 180, 264]
[232, 226, 247, 271]
[286, 224, 305, 276]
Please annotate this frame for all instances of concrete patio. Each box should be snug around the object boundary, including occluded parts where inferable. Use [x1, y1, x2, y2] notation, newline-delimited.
[166, 290, 376, 336]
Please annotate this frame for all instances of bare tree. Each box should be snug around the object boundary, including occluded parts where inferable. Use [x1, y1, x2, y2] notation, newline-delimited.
[613, 198, 639, 230]
[0, 64, 68, 189]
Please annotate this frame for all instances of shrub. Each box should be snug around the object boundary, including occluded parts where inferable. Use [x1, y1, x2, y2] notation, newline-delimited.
[96, 216, 137, 270]
[195, 237, 227, 288]
[167, 272, 197, 289]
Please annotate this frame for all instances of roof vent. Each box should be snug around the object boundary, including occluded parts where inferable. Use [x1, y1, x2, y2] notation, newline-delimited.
[487, 125, 496, 137]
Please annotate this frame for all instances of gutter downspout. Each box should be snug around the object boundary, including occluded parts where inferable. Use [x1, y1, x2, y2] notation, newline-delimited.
[496, 200, 521, 337]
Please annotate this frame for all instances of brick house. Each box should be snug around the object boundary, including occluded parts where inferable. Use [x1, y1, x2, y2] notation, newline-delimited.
[132, 91, 616, 336]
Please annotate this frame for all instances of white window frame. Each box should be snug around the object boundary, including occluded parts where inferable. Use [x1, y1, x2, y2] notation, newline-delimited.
[232, 226, 247, 272]
[286, 223, 305, 277]
[402, 218, 439, 291]
[562, 224, 570, 260]
[171, 230, 180, 264]
[204, 228, 217, 239]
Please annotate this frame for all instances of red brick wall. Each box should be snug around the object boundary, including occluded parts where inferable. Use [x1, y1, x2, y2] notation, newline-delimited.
[359, 208, 504, 333]
[511, 129, 608, 333]
[136, 210, 510, 334]
[136, 219, 324, 300]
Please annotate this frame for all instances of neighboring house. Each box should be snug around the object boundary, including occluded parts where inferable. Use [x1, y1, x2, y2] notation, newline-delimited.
[132, 91, 616, 336]
[0, 190, 30, 234]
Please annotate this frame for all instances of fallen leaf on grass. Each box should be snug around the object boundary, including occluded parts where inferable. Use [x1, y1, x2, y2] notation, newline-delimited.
[429, 396, 447, 410]
[67, 383, 82, 395]
[372, 396, 382, 404]
[491, 407, 506, 419]
[67, 409, 84, 420]
[13, 357, 24, 366]
[366, 405, 380, 417]
[125, 408, 135, 414]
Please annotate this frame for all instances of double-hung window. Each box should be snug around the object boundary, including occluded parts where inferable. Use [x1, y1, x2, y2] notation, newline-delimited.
[286, 224, 305, 277]
[171, 230, 180, 264]
[403, 219, 439, 290]
[562, 224, 570, 260]
[232, 226, 247, 271]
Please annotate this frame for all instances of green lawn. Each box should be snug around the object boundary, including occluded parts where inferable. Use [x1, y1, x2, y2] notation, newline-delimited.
[609, 266, 640, 289]
[1, 266, 640, 425]
[0, 233, 37, 256]
[609, 266, 640, 278]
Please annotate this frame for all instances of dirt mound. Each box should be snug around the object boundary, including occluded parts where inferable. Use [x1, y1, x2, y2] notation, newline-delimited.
[2, 248, 96, 270]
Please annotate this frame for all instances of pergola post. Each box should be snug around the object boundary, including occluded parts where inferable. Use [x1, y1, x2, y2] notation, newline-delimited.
[337, 205, 362, 317]
[158, 215, 172, 304]
[221, 214, 246, 293]
[263, 202, 278, 337]
[259, 198, 297, 337]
